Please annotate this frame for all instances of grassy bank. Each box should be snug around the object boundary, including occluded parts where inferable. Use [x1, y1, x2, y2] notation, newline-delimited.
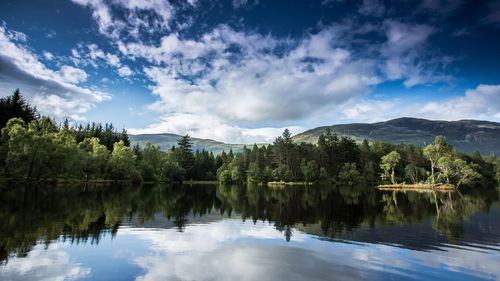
[377, 183, 455, 191]
[184, 180, 218, 185]
[267, 181, 313, 187]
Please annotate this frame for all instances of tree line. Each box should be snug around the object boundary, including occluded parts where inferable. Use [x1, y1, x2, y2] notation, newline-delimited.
[0, 90, 220, 183]
[0, 89, 498, 187]
[217, 128, 498, 189]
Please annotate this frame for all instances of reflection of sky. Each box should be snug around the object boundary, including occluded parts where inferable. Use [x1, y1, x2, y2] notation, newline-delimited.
[1, 219, 499, 281]
[0, 244, 90, 281]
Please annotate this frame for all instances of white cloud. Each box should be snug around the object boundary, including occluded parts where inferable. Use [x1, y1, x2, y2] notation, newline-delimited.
[43, 51, 54, 60]
[0, 25, 110, 120]
[118, 219, 500, 281]
[383, 20, 434, 56]
[71, 48, 81, 58]
[71, 0, 117, 37]
[117, 65, 133, 77]
[69, 2, 470, 142]
[122, 25, 380, 142]
[128, 113, 303, 144]
[71, 0, 174, 38]
[0, 244, 91, 281]
[5, 28, 28, 42]
[105, 53, 120, 66]
[87, 43, 105, 61]
[58, 65, 88, 84]
[415, 84, 500, 121]
[381, 20, 452, 87]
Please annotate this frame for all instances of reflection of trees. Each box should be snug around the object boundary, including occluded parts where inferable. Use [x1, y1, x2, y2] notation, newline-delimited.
[0, 181, 496, 263]
[378, 191, 437, 225]
[215, 183, 379, 240]
[0, 183, 219, 264]
[432, 190, 494, 242]
[376, 187, 498, 243]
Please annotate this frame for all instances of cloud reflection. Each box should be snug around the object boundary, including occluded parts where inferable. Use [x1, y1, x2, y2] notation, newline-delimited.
[120, 219, 500, 281]
[0, 244, 90, 281]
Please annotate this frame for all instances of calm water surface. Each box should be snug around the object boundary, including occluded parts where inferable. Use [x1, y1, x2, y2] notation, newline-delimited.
[0, 183, 499, 280]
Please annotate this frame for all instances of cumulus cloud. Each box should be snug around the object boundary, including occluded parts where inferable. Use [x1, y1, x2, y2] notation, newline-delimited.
[117, 65, 133, 77]
[381, 20, 452, 87]
[415, 84, 500, 121]
[69, 0, 480, 142]
[0, 25, 110, 120]
[69, 43, 134, 77]
[43, 51, 54, 60]
[121, 25, 379, 142]
[4, 28, 27, 42]
[105, 53, 120, 66]
[71, 0, 174, 38]
[58, 65, 88, 84]
[116, 17, 462, 141]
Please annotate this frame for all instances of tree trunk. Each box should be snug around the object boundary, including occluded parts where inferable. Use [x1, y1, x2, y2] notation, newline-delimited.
[430, 161, 435, 184]
[391, 167, 395, 184]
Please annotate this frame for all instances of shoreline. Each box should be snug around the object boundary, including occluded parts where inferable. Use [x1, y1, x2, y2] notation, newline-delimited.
[377, 183, 456, 191]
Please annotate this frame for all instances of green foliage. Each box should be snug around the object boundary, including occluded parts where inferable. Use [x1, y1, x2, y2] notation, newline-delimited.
[138, 142, 163, 181]
[74, 122, 129, 151]
[380, 151, 401, 184]
[79, 137, 109, 180]
[159, 153, 185, 182]
[301, 160, 319, 182]
[338, 163, 366, 188]
[247, 162, 263, 183]
[107, 141, 139, 181]
[218, 169, 232, 184]
[404, 164, 427, 183]
[174, 135, 195, 179]
[210, 129, 491, 188]
[0, 95, 494, 188]
[423, 136, 452, 184]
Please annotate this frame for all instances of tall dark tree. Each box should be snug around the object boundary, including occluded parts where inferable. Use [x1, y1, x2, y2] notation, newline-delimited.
[0, 89, 37, 129]
[175, 135, 195, 179]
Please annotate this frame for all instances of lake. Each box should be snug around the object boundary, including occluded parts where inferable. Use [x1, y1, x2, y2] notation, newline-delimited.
[1, 183, 499, 280]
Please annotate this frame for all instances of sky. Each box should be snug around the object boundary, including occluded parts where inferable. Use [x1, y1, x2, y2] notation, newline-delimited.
[0, 0, 499, 143]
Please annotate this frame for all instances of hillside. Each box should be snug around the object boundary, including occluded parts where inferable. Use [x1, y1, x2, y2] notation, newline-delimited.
[131, 118, 500, 155]
[129, 133, 248, 154]
[292, 117, 500, 155]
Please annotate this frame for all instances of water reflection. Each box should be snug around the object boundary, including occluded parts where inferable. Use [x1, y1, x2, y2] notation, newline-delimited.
[0, 183, 499, 280]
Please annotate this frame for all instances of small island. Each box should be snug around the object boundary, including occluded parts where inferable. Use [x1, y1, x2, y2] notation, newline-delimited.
[376, 136, 480, 191]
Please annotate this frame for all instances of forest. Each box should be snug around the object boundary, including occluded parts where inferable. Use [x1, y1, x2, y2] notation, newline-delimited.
[1, 89, 499, 188]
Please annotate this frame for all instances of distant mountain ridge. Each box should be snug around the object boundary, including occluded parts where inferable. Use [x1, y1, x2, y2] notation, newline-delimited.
[129, 133, 249, 154]
[293, 117, 500, 155]
[130, 118, 500, 155]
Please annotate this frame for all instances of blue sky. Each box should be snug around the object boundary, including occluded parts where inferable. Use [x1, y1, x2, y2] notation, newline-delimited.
[0, 0, 499, 143]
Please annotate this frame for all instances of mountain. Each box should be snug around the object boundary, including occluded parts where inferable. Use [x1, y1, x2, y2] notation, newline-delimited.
[129, 133, 249, 154]
[130, 118, 500, 155]
[292, 117, 500, 155]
